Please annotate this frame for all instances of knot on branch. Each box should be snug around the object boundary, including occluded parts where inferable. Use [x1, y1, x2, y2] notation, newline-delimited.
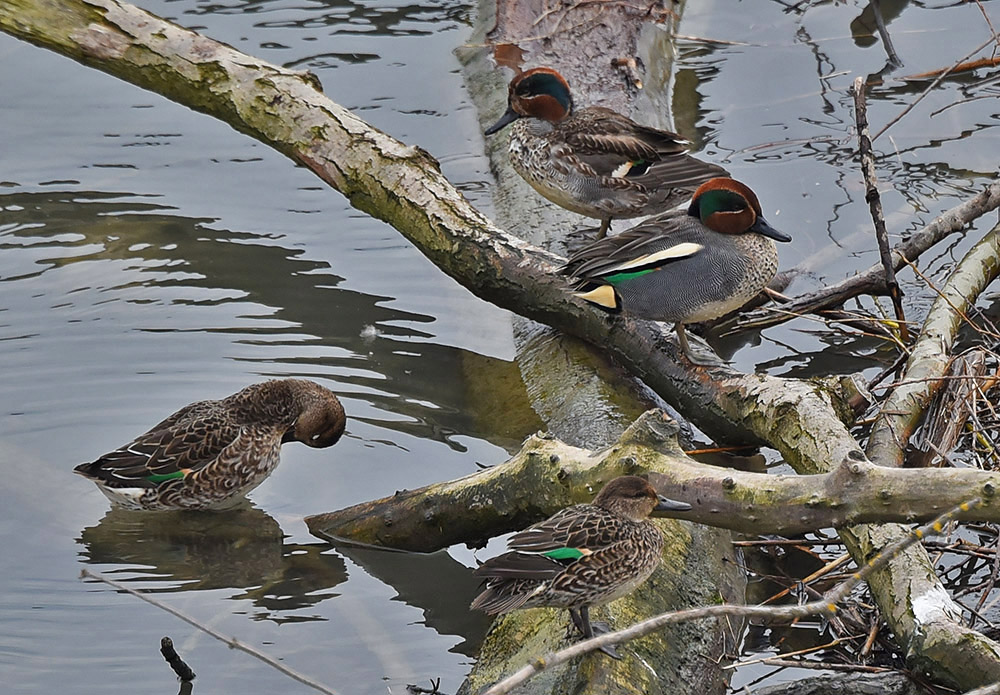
[615, 409, 683, 453]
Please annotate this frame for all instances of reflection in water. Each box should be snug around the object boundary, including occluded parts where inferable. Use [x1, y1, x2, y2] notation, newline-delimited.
[335, 543, 492, 656]
[0, 191, 542, 452]
[77, 504, 349, 622]
[189, 0, 472, 37]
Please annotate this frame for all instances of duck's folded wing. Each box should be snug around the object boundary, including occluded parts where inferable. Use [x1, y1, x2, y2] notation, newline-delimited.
[506, 506, 625, 553]
[563, 222, 706, 280]
[565, 110, 683, 160]
[473, 550, 565, 580]
[76, 406, 241, 486]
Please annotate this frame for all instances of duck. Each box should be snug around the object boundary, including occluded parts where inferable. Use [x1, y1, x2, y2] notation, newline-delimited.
[484, 67, 728, 238]
[470, 475, 690, 659]
[561, 177, 791, 365]
[74, 379, 346, 511]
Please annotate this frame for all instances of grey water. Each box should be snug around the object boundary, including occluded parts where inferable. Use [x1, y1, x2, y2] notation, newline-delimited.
[1, 0, 997, 693]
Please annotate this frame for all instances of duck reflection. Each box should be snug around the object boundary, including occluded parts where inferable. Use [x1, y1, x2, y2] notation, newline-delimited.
[77, 504, 348, 620]
[334, 543, 493, 656]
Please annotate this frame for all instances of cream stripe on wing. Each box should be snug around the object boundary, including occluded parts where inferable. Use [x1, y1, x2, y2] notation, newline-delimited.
[603, 242, 702, 273]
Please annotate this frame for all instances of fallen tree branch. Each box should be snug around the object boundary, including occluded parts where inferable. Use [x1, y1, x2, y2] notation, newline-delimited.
[748, 671, 921, 695]
[6, 0, 1000, 688]
[307, 409, 1000, 548]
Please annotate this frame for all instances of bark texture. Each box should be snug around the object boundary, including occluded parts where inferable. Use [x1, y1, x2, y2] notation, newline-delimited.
[308, 409, 1000, 548]
[6, 0, 1000, 690]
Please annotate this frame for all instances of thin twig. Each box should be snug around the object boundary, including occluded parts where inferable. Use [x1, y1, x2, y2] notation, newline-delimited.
[731, 538, 840, 547]
[160, 636, 196, 682]
[482, 499, 982, 695]
[854, 75, 908, 342]
[762, 553, 852, 605]
[873, 36, 997, 141]
[723, 636, 860, 671]
[80, 569, 341, 695]
[757, 658, 889, 673]
[860, 619, 880, 658]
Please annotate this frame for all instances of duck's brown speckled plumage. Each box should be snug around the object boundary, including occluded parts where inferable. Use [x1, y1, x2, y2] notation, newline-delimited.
[74, 379, 346, 511]
[485, 67, 728, 237]
[470, 476, 690, 657]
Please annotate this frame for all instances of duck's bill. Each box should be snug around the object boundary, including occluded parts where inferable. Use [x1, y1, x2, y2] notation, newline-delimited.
[752, 216, 792, 243]
[654, 496, 692, 512]
[484, 107, 521, 135]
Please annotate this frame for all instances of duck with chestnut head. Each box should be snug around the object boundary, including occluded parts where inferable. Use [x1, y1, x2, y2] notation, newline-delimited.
[485, 67, 728, 238]
[562, 177, 791, 365]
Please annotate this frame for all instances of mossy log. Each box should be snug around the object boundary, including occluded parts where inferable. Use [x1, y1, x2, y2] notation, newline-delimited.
[307, 409, 1000, 550]
[5, 0, 1000, 689]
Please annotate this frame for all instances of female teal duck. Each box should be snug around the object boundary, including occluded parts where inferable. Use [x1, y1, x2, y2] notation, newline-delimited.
[470, 475, 690, 658]
[74, 379, 346, 511]
[562, 177, 791, 365]
[485, 67, 728, 238]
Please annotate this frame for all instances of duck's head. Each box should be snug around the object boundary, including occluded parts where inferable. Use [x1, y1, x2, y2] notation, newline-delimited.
[484, 67, 573, 135]
[593, 475, 691, 520]
[281, 380, 347, 448]
[688, 178, 792, 242]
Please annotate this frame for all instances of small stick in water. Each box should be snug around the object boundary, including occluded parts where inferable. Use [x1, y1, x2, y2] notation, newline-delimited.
[160, 636, 196, 682]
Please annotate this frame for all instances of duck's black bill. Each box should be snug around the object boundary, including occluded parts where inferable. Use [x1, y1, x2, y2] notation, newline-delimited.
[484, 107, 520, 136]
[751, 216, 792, 243]
[655, 496, 692, 512]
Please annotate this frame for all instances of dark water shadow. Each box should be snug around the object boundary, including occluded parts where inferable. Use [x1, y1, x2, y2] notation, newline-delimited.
[334, 543, 493, 656]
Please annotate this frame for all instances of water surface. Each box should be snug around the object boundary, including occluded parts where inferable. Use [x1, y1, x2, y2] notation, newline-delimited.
[1, 0, 997, 693]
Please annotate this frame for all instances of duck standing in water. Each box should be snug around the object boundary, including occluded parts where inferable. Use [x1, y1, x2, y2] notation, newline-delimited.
[75, 379, 346, 511]
[562, 177, 791, 365]
[470, 475, 690, 658]
[484, 67, 728, 238]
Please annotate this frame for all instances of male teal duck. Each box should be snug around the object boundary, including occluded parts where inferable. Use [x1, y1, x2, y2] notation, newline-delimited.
[484, 67, 728, 238]
[470, 475, 690, 658]
[561, 177, 791, 365]
[74, 379, 346, 511]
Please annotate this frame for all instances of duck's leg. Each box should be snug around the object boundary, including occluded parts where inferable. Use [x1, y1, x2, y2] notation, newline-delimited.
[567, 217, 612, 244]
[576, 605, 622, 659]
[675, 323, 725, 367]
